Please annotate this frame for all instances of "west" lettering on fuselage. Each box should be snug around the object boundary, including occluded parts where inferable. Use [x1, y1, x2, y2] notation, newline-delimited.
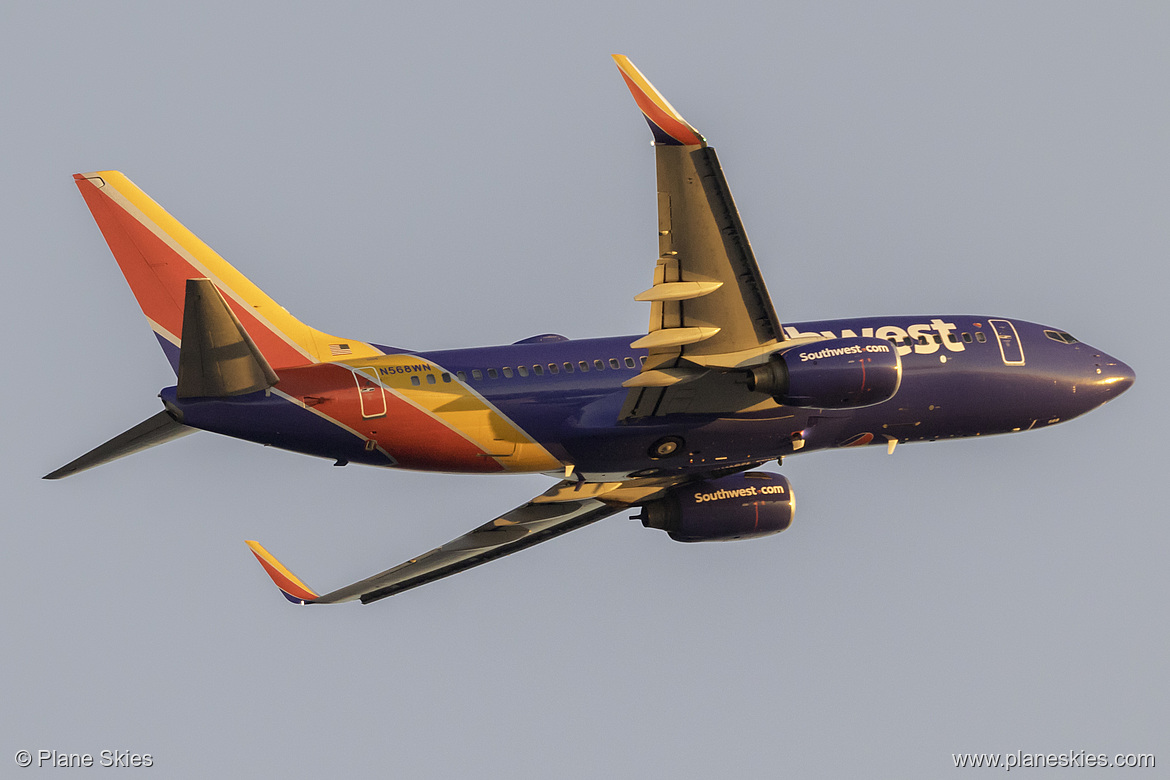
[784, 318, 966, 357]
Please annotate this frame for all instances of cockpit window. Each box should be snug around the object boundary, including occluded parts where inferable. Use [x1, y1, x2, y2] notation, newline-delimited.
[1044, 329, 1080, 344]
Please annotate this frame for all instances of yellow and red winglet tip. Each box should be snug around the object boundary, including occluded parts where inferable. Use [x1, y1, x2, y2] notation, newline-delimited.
[246, 540, 319, 605]
[612, 54, 704, 147]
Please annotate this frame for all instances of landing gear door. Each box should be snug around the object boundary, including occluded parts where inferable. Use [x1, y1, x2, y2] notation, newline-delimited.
[353, 367, 387, 418]
[988, 319, 1025, 366]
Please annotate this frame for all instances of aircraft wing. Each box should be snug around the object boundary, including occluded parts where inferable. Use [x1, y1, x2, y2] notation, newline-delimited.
[247, 478, 677, 604]
[613, 56, 787, 418]
[43, 410, 195, 479]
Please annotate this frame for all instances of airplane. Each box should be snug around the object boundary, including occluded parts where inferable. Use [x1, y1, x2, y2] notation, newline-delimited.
[46, 55, 1135, 606]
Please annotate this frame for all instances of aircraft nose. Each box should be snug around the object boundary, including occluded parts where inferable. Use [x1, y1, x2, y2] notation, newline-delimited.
[1090, 353, 1135, 399]
[1106, 358, 1135, 394]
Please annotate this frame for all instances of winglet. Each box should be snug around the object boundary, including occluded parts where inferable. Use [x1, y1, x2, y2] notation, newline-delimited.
[245, 541, 320, 605]
[612, 55, 704, 146]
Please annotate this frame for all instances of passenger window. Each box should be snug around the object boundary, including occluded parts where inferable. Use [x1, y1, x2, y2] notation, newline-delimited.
[932, 335, 942, 344]
[594, 359, 605, 371]
[426, 374, 436, 384]
[639, 356, 647, 365]
[961, 333, 973, 343]
[609, 358, 620, 369]
[903, 337, 914, 346]
[947, 334, 957, 343]
[887, 337, 897, 344]
[517, 365, 529, 377]
[533, 365, 544, 376]
[579, 361, 589, 372]
[503, 367, 514, 378]
[487, 368, 498, 379]
[548, 363, 559, 375]
[456, 371, 467, 382]
[918, 336, 928, 345]
[472, 369, 483, 381]
[975, 332, 987, 343]
[563, 362, 574, 373]
[441, 372, 452, 383]
[625, 357, 635, 368]
[411, 376, 421, 386]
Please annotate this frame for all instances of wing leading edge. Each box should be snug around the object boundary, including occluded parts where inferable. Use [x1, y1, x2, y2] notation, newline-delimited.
[612, 55, 786, 418]
[247, 478, 679, 604]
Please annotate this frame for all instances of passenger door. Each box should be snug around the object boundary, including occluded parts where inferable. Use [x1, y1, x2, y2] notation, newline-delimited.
[988, 319, 1025, 366]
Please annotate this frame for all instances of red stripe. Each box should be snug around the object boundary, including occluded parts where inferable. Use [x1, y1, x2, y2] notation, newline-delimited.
[253, 556, 317, 602]
[276, 365, 506, 473]
[77, 177, 184, 336]
[76, 177, 313, 368]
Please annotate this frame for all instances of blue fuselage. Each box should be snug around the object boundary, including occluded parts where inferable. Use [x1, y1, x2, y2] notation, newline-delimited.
[163, 315, 1133, 479]
[410, 314, 1132, 475]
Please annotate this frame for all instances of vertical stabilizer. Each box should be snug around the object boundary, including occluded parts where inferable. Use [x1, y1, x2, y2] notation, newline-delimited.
[73, 171, 383, 371]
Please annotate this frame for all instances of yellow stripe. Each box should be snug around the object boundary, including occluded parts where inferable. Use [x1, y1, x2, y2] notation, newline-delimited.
[88, 171, 382, 364]
[348, 356, 563, 472]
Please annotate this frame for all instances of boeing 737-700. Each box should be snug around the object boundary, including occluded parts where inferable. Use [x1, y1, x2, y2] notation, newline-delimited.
[46, 56, 1134, 605]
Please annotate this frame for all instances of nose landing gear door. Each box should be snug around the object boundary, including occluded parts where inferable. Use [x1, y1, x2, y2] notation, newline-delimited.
[988, 319, 1025, 366]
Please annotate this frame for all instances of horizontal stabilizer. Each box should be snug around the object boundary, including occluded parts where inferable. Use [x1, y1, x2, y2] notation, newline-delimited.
[178, 279, 280, 398]
[43, 410, 195, 479]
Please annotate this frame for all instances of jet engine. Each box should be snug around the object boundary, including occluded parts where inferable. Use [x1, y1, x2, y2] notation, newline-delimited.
[638, 472, 794, 542]
[747, 336, 901, 409]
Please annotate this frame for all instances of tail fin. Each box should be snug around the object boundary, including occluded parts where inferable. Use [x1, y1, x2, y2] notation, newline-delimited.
[74, 171, 382, 371]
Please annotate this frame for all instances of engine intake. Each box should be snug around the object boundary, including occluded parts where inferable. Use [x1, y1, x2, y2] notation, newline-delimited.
[747, 336, 901, 409]
[639, 471, 794, 543]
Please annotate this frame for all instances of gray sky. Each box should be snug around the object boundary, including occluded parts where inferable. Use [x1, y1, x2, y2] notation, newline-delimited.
[3, 2, 1166, 777]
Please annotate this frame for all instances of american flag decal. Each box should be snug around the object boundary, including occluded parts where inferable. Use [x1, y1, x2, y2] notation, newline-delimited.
[329, 343, 352, 356]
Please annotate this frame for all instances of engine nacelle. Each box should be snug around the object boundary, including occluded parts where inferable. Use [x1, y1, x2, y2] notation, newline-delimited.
[639, 472, 794, 543]
[747, 336, 901, 409]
